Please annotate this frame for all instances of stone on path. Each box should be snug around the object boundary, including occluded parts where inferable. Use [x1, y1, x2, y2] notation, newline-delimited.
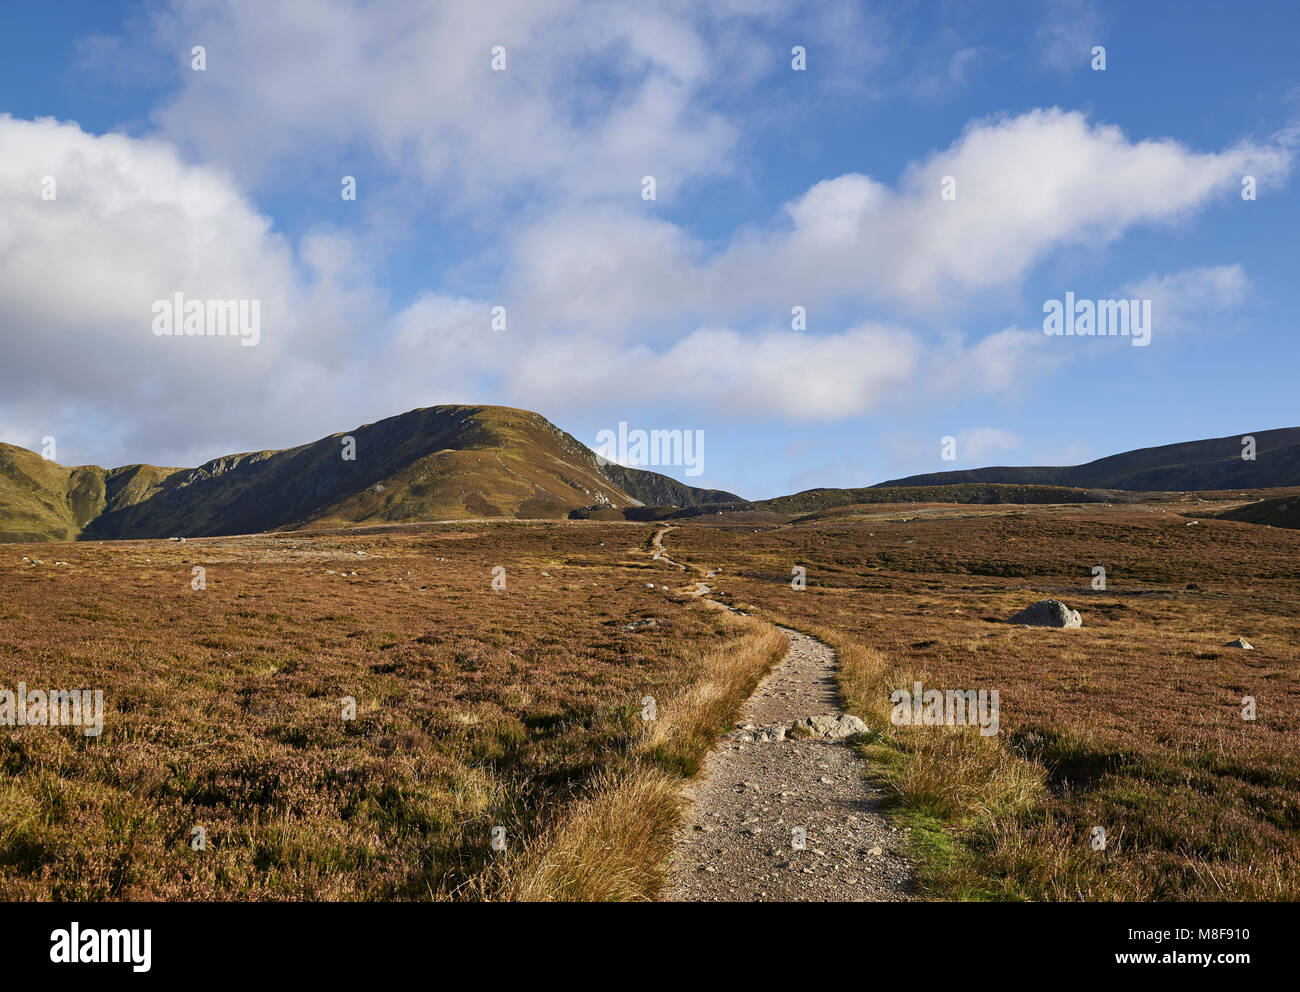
[791, 713, 870, 740]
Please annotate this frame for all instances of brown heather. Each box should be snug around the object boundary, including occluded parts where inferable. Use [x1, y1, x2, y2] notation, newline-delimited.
[2, 494, 1297, 901]
[0, 522, 783, 900]
[667, 500, 1300, 900]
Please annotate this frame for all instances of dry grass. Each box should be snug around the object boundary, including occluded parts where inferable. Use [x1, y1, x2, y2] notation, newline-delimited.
[0, 523, 783, 900]
[472, 764, 684, 901]
[668, 502, 1300, 900]
[7, 496, 1296, 902]
[477, 607, 786, 900]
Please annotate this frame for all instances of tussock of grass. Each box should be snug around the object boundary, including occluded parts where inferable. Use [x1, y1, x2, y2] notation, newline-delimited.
[809, 623, 1046, 899]
[644, 614, 788, 776]
[478, 608, 788, 901]
[471, 764, 683, 902]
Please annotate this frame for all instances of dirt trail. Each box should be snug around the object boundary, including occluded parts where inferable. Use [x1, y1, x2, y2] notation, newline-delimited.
[652, 527, 912, 902]
[648, 524, 687, 571]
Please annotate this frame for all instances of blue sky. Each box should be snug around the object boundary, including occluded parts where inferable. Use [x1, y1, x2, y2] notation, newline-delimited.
[1, 0, 1297, 499]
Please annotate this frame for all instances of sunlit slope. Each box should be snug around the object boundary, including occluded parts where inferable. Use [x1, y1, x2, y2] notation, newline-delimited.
[0, 443, 109, 542]
[0, 405, 731, 541]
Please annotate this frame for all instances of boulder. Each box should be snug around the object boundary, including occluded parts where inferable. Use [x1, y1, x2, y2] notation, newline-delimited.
[1225, 637, 1254, 649]
[1009, 599, 1082, 628]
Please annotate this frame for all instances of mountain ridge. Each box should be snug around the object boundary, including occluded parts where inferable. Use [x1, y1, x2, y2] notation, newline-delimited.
[0, 405, 741, 542]
[875, 426, 1300, 492]
[6, 410, 1299, 543]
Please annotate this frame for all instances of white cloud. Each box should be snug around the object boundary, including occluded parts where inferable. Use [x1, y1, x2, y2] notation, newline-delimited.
[954, 427, 1022, 464]
[0, 98, 1290, 469]
[0, 115, 381, 466]
[1035, 0, 1102, 73]
[1122, 264, 1250, 334]
[144, 0, 747, 205]
[504, 109, 1293, 334]
[955, 326, 1071, 395]
[498, 323, 923, 422]
[0, 113, 1089, 470]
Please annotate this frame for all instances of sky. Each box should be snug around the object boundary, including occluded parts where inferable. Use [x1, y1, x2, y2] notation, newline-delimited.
[0, 0, 1297, 500]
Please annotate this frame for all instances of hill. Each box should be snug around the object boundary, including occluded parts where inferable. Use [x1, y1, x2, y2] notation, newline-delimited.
[0, 405, 736, 542]
[875, 427, 1300, 491]
[613, 483, 1154, 522]
[1213, 490, 1300, 530]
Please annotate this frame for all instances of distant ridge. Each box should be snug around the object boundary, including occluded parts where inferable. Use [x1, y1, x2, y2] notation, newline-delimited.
[0, 405, 740, 542]
[6, 410, 1297, 543]
[875, 427, 1300, 492]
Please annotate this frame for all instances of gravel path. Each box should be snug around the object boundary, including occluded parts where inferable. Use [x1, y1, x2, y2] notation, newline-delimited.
[662, 626, 912, 902]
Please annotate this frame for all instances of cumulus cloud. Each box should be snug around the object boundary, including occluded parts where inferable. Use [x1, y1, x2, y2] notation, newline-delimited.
[954, 326, 1071, 396]
[137, 0, 897, 211]
[144, 0, 750, 205]
[0, 114, 1088, 470]
[4, 0, 1295, 483]
[498, 323, 924, 422]
[504, 109, 1293, 333]
[0, 115, 382, 466]
[2, 100, 1290, 470]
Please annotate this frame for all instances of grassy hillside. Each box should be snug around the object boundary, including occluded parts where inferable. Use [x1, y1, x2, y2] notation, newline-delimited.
[0, 405, 729, 542]
[0, 444, 108, 542]
[878, 426, 1300, 491]
[611, 483, 1155, 523]
[760, 483, 1143, 515]
[1213, 491, 1300, 530]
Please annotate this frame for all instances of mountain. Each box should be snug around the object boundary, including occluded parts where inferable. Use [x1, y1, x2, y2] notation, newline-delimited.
[0, 405, 740, 542]
[1214, 491, 1300, 531]
[615, 482, 1150, 522]
[875, 427, 1300, 492]
[596, 462, 738, 509]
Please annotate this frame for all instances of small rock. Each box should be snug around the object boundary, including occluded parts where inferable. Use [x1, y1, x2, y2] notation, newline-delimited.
[792, 713, 870, 739]
[1225, 638, 1254, 649]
